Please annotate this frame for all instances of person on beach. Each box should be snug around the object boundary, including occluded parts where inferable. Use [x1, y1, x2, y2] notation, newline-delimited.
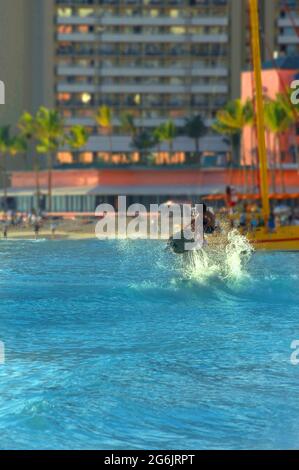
[3, 224, 8, 239]
[50, 222, 57, 239]
[268, 212, 276, 233]
[34, 222, 40, 240]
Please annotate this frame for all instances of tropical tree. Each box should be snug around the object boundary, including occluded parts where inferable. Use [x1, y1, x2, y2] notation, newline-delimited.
[183, 115, 207, 165]
[154, 120, 176, 161]
[276, 92, 299, 170]
[0, 127, 26, 213]
[95, 105, 113, 161]
[131, 129, 157, 165]
[120, 112, 137, 162]
[120, 112, 136, 137]
[8, 135, 27, 208]
[9, 135, 27, 159]
[213, 99, 254, 166]
[153, 126, 164, 160]
[18, 111, 41, 212]
[34, 107, 65, 213]
[0, 126, 11, 213]
[264, 98, 293, 193]
[65, 125, 89, 164]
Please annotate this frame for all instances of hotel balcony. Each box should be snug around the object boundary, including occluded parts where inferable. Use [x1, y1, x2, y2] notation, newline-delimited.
[278, 35, 299, 44]
[56, 66, 228, 77]
[277, 18, 299, 27]
[54, 133, 227, 154]
[57, 33, 228, 43]
[57, 83, 228, 94]
[57, 16, 97, 26]
[57, 16, 228, 27]
[63, 117, 216, 129]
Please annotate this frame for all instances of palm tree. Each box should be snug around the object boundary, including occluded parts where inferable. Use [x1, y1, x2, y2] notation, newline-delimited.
[9, 135, 27, 159]
[18, 111, 41, 212]
[276, 92, 299, 170]
[120, 112, 136, 137]
[155, 120, 176, 162]
[153, 126, 164, 163]
[0, 128, 26, 213]
[264, 98, 292, 193]
[183, 115, 207, 165]
[95, 105, 113, 162]
[0, 126, 11, 213]
[34, 107, 65, 213]
[131, 130, 157, 165]
[213, 99, 253, 189]
[120, 112, 137, 162]
[65, 125, 89, 164]
[213, 99, 253, 165]
[8, 135, 27, 204]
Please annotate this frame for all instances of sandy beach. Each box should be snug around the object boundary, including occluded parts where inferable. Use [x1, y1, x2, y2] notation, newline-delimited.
[0, 216, 182, 241]
[0, 219, 97, 241]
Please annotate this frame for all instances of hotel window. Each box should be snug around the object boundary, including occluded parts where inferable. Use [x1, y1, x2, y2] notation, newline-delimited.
[77, 25, 93, 33]
[78, 8, 94, 17]
[57, 152, 73, 164]
[57, 93, 71, 103]
[58, 25, 73, 34]
[80, 153, 94, 164]
[57, 8, 73, 17]
[170, 26, 186, 35]
[150, 9, 159, 17]
[170, 9, 179, 18]
[77, 110, 94, 118]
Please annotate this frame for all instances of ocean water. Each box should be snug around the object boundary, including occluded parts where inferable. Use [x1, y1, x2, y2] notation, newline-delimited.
[0, 237, 299, 450]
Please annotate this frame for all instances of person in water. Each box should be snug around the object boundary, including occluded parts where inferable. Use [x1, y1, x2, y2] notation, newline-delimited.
[168, 203, 216, 254]
[191, 203, 215, 234]
[203, 203, 216, 234]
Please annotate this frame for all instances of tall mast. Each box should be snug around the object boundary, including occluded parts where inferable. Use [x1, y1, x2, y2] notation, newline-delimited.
[248, 0, 270, 224]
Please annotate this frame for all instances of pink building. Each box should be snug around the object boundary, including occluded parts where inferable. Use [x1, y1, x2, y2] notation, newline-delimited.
[242, 56, 299, 167]
[4, 166, 299, 214]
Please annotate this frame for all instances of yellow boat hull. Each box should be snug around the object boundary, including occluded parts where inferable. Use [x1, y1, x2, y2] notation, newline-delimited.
[247, 226, 299, 251]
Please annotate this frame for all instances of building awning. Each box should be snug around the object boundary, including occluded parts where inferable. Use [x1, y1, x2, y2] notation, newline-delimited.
[6, 188, 36, 197]
[51, 186, 95, 196]
[5, 186, 96, 197]
[89, 185, 224, 196]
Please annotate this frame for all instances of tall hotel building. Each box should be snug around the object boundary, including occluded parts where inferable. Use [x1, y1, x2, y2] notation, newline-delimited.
[0, 0, 298, 167]
[55, 0, 235, 163]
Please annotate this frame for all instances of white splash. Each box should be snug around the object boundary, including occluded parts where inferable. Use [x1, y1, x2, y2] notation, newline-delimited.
[182, 229, 253, 283]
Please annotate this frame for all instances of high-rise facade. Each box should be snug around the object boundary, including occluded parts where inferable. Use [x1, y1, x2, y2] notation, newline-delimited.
[53, 0, 298, 163]
[55, 0, 234, 163]
[276, 0, 299, 57]
[0, 0, 298, 169]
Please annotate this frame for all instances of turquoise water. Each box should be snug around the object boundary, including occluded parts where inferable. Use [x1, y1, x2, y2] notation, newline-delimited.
[0, 238, 299, 450]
